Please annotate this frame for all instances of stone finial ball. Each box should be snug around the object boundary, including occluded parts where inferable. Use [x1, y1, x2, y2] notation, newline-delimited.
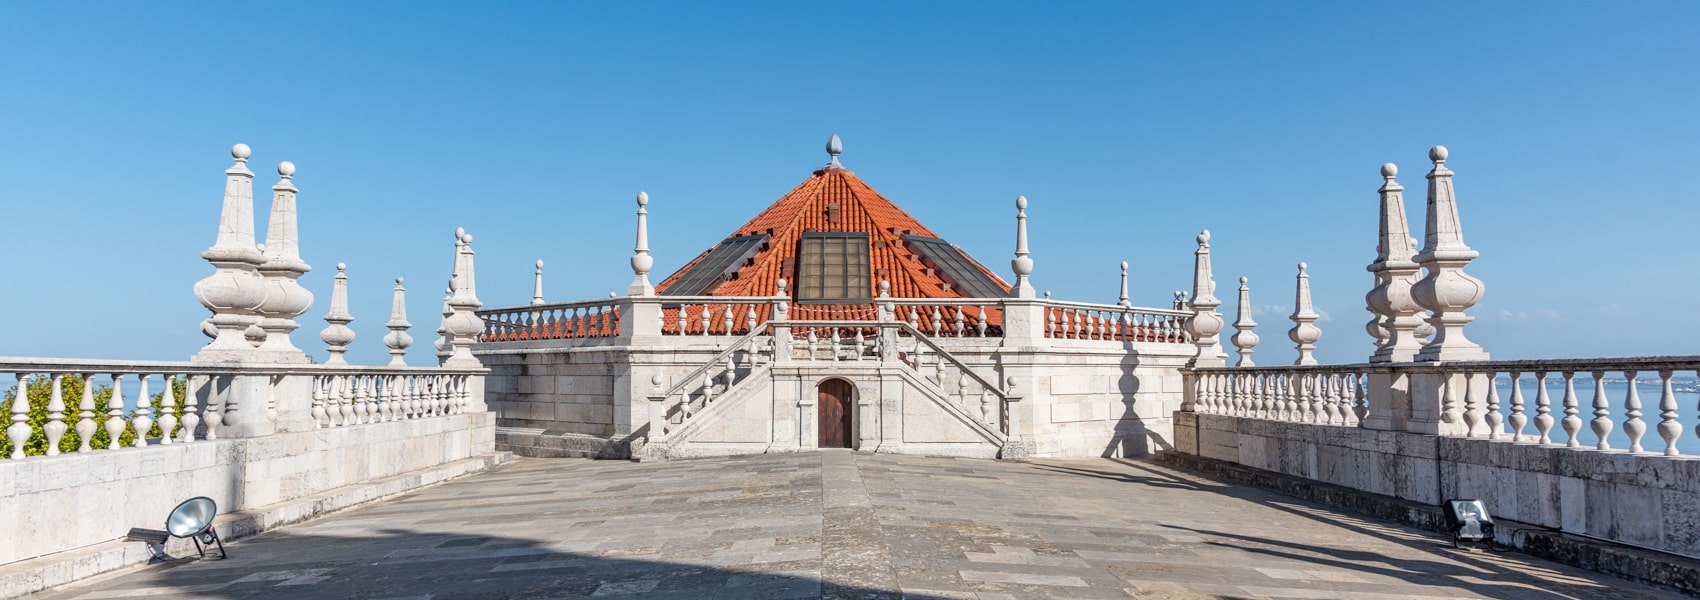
[455, 226, 465, 238]
[1240, 276, 1248, 284]
[396, 276, 404, 284]
[879, 280, 890, 293]
[231, 143, 251, 159]
[776, 278, 788, 291]
[1121, 261, 1129, 271]
[1298, 262, 1308, 271]
[1016, 195, 1027, 210]
[1429, 145, 1449, 163]
[651, 374, 664, 386]
[256, 243, 267, 253]
[461, 233, 473, 244]
[1007, 376, 1019, 389]
[1198, 229, 1211, 244]
[636, 191, 648, 207]
[337, 262, 347, 271]
[1381, 162, 1397, 178]
[536, 259, 545, 268]
[278, 161, 295, 177]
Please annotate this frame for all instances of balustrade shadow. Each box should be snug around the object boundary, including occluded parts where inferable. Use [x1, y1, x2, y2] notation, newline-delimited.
[34, 528, 942, 600]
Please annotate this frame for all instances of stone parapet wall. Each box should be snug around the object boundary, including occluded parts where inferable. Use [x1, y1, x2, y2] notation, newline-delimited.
[1172, 412, 1700, 559]
[0, 412, 495, 567]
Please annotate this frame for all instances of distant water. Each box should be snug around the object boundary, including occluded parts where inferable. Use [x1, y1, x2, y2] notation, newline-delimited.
[1486, 379, 1700, 456]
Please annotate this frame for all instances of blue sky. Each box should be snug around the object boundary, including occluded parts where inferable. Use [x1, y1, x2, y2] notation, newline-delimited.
[2, 2, 1696, 366]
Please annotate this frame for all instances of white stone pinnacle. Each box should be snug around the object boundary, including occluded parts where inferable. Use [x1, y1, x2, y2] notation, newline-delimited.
[1412, 145, 1488, 362]
[532, 260, 546, 306]
[443, 229, 485, 367]
[320, 263, 355, 365]
[1117, 261, 1131, 307]
[1183, 230, 1225, 368]
[384, 276, 413, 367]
[1231, 277, 1259, 367]
[1366, 160, 1424, 363]
[193, 143, 272, 361]
[1011, 196, 1035, 298]
[253, 160, 314, 362]
[629, 192, 655, 296]
[1288, 262, 1322, 366]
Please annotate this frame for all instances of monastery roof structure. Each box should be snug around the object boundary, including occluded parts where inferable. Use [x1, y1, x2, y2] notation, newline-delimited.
[654, 135, 1011, 302]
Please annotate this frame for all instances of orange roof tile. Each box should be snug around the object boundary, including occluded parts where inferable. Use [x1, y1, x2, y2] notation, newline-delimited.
[655, 166, 1012, 301]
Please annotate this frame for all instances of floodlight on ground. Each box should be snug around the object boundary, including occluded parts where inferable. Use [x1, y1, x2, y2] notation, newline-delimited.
[1443, 498, 1495, 548]
[125, 496, 227, 560]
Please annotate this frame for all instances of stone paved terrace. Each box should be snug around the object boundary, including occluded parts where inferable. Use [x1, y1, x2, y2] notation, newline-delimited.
[31, 452, 1685, 600]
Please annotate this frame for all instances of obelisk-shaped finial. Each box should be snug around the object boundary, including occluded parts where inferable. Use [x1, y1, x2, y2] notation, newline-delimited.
[1010, 196, 1035, 298]
[384, 276, 412, 367]
[1366, 161, 1424, 363]
[193, 143, 270, 360]
[1288, 263, 1322, 365]
[443, 230, 485, 367]
[1231, 277, 1259, 367]
[1117, 261, 1131, 307]
[1412, 145, 1488, 361]
[630, 192, 654, 296]
[1183, 231, 1225, 367]
[254, 161, 315, 361]
[532, 260, 546, 306]
[320, 263, 355, 365]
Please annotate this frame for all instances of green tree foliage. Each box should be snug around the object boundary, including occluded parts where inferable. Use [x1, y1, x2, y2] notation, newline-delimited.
[0, 375, 188, 457]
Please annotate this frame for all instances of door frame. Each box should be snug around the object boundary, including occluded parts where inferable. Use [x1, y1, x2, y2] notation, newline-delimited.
[816, 377, 855, 449]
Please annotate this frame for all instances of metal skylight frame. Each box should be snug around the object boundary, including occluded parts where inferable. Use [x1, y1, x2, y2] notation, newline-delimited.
[795, 232, 872, 304]
[661, 233, 770, 297]
[902, 234, 1006, 298]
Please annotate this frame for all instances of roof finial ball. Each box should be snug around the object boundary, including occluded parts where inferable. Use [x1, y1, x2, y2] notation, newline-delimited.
[826, 133, 844, 169]
[1429, 145, 1448, 165]
[278, 160, 295, 179]
[232, 143, 251, 162]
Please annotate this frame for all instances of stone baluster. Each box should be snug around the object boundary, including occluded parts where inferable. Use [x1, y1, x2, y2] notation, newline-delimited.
[336, 376, 353, 426]
[854, 329, 866, 361]
[1411, 146, 1488, 361]
[1045, 307, 1055, 338]
[193, 144, 270, 361]
[931, 306, 943, 336]
[1508, 372, 1526, 442]
[977, 307, 989, 337]
[1366, 162, 1424, 363]
[179, 376, 199, 443]
[1354, 374, 1370, 423]
[75, 373, 97, 451]
[953, 307, 966, 337]
[1534, 371, 1554, 444]
[311, 377, 328, 427]
[103, 375, 126, 448]
[254, 161, 315, 361]
[407, 376, 423, 418]
[43, 374, 65, 455]
[1590, 371, 1613, 450]
[746, 305, 757, 333]
[1183, 231, 1225, 369]
[722, 304, 735, 335]
[1623, 370, 1645, 453]
[384, 277, 414, 366]
[1288, 263, 1321, 366]
[1011, 196, 1035, 298]
[1658, 370, 1681, 455]
[355, 376, 373, 424]
[444, 229, 486, 366]
[1560, 371, 1581, 447]
[7, 373, 29, 459]
[532, 260, 546, 306]
[321, 264, 356, 365]
[1461, 371, 1484, 436]
[131, 375, 153, 447]
[1483, 374, 1502, 440]
[1083, 312, 1095, 340]
[1231, 277, 1258, 367]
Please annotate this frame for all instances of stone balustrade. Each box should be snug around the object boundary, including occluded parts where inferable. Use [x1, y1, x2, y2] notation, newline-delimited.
[889, 298, 1003, 338]
[1187, 366, 1369, 427]
[1041, 299, 1191, 343]
[310, 369, 477, 428]
[478, 298, 621, 341]
[892, 321, 1008, 433]
[653, 324, 776, 437]
[660, 297, 771, 336]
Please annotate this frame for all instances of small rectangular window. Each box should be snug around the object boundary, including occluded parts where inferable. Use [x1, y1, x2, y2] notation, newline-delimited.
[796, 232, 871, 304]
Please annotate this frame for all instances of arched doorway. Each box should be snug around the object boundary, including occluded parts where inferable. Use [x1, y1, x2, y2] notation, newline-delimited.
[817, 379, 854, 448]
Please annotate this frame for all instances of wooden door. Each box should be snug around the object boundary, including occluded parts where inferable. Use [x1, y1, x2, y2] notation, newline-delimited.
[817, 379, 853, 448]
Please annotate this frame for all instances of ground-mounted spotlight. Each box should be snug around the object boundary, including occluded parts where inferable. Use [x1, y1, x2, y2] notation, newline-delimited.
[1443, 498, 1495, 548]
[125, 496, 227, 560]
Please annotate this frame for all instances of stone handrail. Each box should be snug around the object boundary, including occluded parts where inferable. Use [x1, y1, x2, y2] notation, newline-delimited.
[657, 296, 772, 336]
[479, 298, 621, 341]
[653, 322, 775, 435]
[1039, 299, 1192, 344]
[1186, 355, 1700, 457]
[890, 299, 1004, 338]
[1186, 365, 1370, 427]
[2, 359, 486, 459]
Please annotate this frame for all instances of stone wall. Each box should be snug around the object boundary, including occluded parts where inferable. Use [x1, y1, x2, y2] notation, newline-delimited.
[1173, 412, 1700, 559]
[0, 412, 495, 567]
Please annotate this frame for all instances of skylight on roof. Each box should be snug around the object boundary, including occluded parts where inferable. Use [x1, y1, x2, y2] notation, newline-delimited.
[662, 234, 769, 296]
[902, 234, 1006, 298]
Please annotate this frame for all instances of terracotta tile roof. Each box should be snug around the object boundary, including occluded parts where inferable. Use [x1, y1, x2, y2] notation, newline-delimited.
[655, 166, 1013, 303]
